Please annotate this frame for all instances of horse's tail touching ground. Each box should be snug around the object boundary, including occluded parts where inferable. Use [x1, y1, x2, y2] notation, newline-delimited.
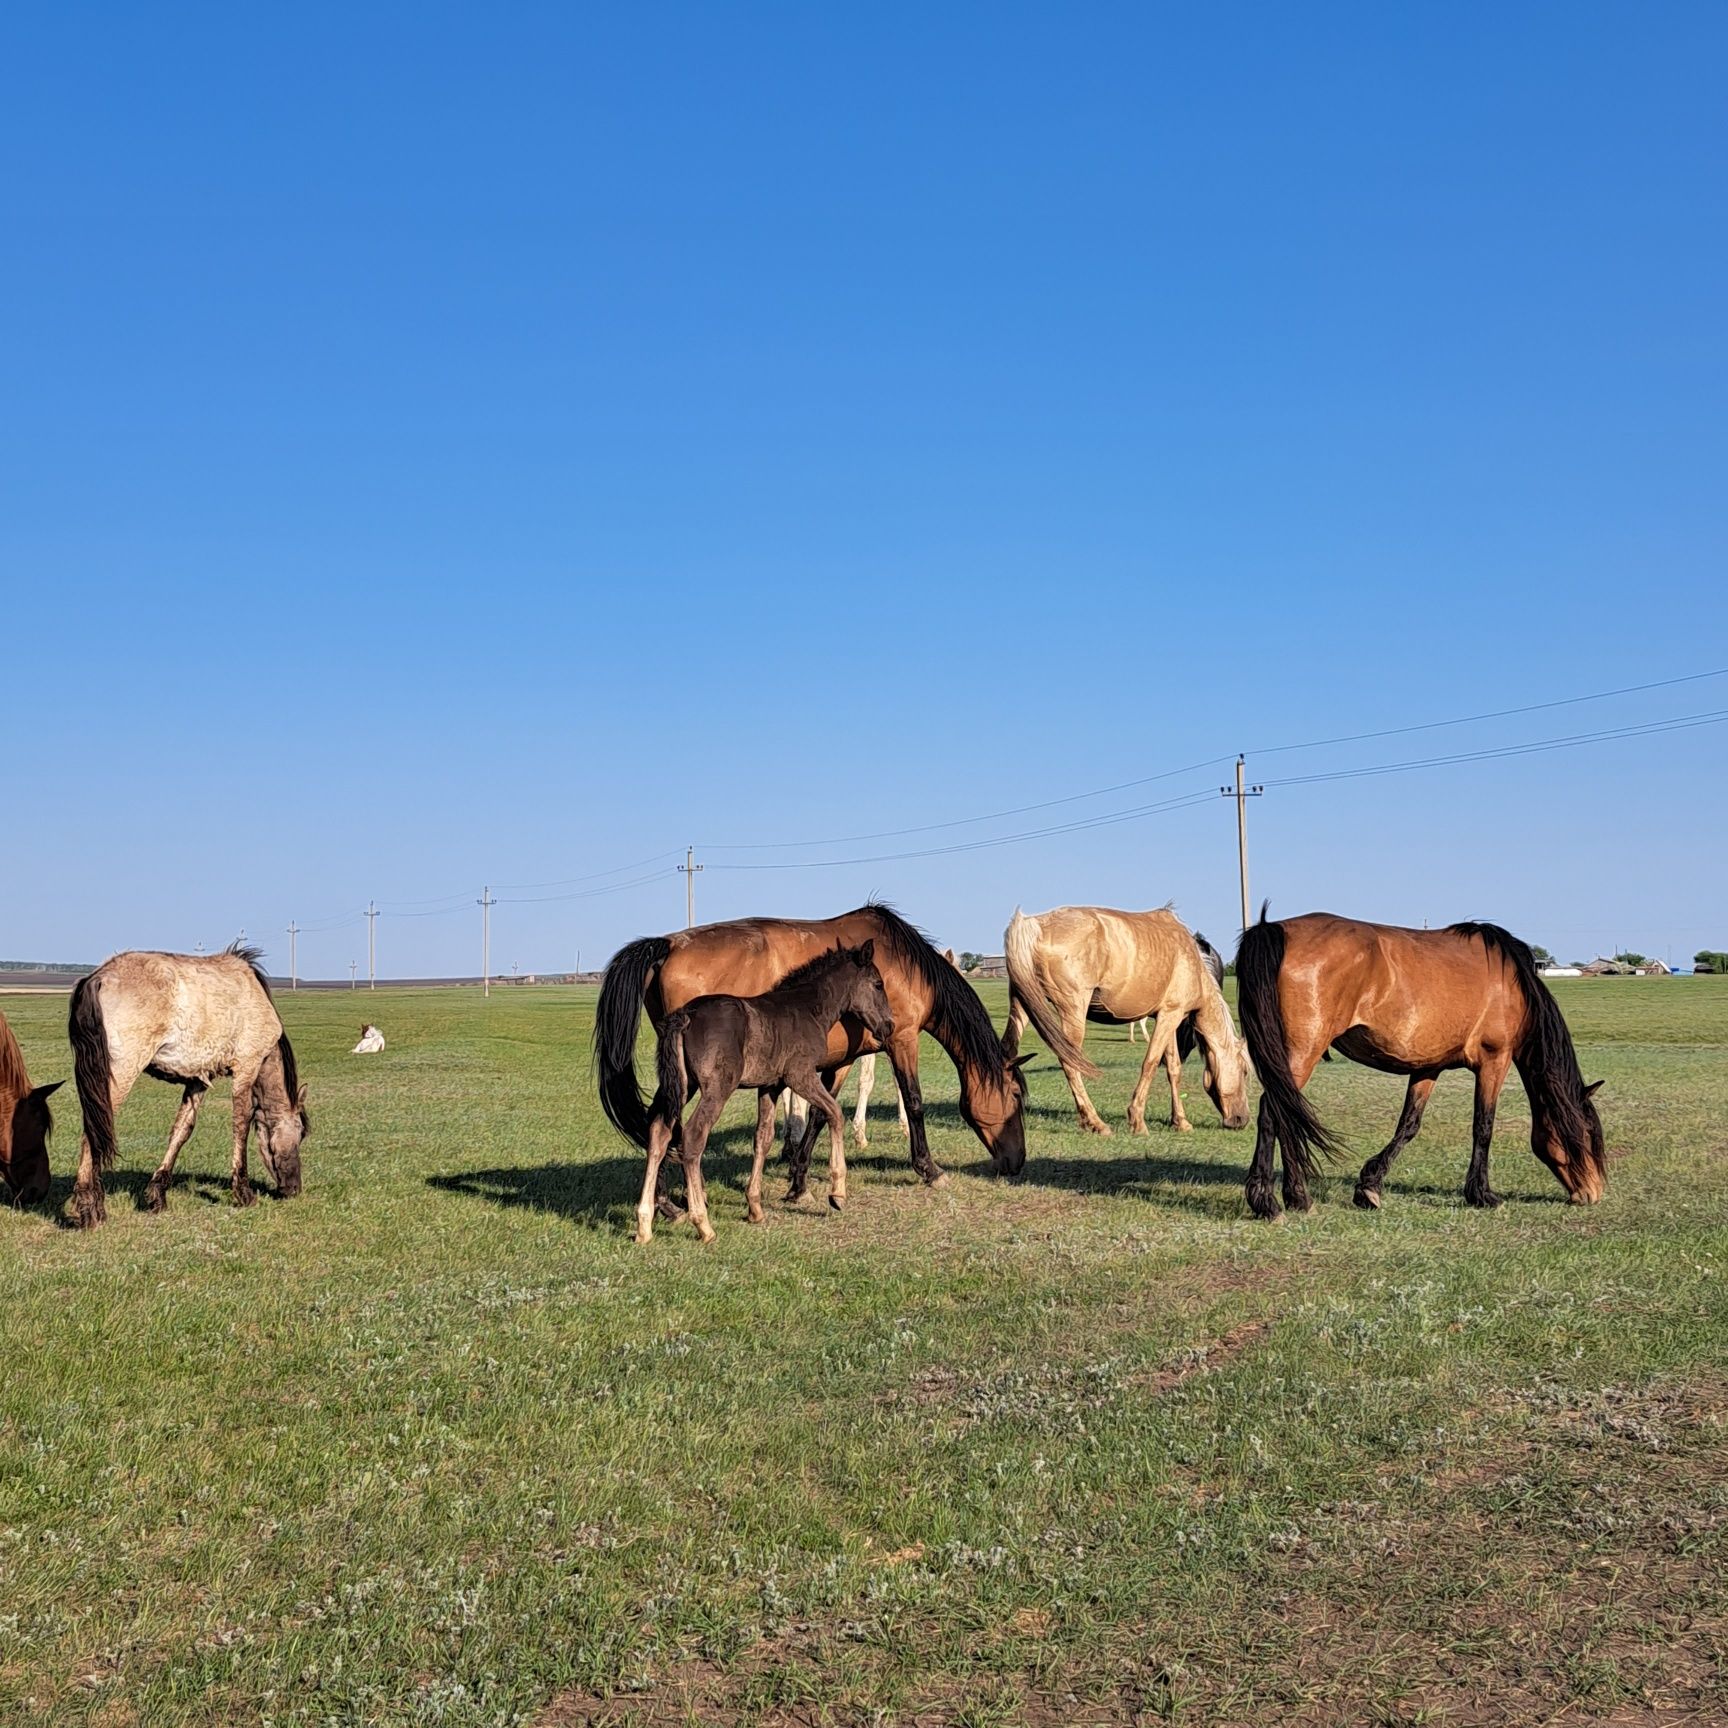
[594, 936, 672, 1147]
[654, 1012, 692, 1131]
[1004, 908, 1098, 1076]
[68, 974, 117, 1173]
[1235, 906, 1340, 1188]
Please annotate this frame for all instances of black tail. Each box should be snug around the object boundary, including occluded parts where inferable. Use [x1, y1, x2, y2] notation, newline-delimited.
[68, 974, 117, 1173]
[594, 936, 673, 1147]
[1235, 907, 1340, 1185]
[655, 1012, 691, 1129]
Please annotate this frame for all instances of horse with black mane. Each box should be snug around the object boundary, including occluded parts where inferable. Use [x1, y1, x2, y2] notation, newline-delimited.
[68, 942, 309, 1228]
[597, 902, 1028, 1204]
[1235, 908, 1606, 1219]
[0, 1010, 61, 1208]
[637, 941, 895, 1243]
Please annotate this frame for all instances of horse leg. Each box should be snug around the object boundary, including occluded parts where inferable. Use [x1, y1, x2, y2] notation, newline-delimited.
[746, 1091, 777, 1223]
[1164, 1036, 1193, 1132]
[887, 1033, 943, 1186]
[852, 1053, 875, 1148]
[790, 1070, 849, 1211]
[786, 1063, 850, 1200]
[143, 1080, 208, 1212]
[1001, 991, 1030, 1058]
[229, 1064, 263, 1206]
[1464, 1054, 1511, 1209]
[780, 1086, 807, 1153]
[637, 1114, 675, 1243]
[896, 1075, 908, 1138]
[1354, 1073, 1437, 1210]
[679, 1094, 724, 1243]
[72, 1057, 144, 1230]
[1128, 1014, 1179, 1135]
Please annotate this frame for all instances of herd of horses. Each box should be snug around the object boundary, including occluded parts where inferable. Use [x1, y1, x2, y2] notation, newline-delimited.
[0, 900, 1608, 1237]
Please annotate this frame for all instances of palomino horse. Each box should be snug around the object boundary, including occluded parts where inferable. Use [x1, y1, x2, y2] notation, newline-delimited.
[597, 904, 1028, 1200]
[638, 943, 895, 1243]
[1235, 909, 1607, 1219]
[1129, 933, 1223, 1045]
[1002, 906, 1251, 1135]
[0, 1010, 61, 1207]
[68, 943, 309, 1228]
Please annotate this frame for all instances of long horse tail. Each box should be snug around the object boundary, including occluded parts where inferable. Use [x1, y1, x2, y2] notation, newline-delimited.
[1235, 906, 1340, 1186]
[595, 935, 672, 1147]
[655, 1011, 691, 1127]
[68, 973, 117, 1173]
[1003, 908, 1098, 1077]
[1450, 921, 1606, 1185]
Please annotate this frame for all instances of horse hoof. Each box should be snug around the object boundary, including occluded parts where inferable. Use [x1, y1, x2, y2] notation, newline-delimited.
[1353, 1187, 1381, 1210]
[1467, 1189, 1502, 1210]
[928, 1172, 950, 1191]
[73, 1195, 106, 1230]
[696, 1225, 717, 1244]
[1128, 1121, 1147, 1138]
[232, 1180, 256, 1209]
[829, 1194, 845, 1212]
[1085, 1121, 1113, 1137]
[1174, 1120, 1194, 1134]
[142, 1180, 168, 1214]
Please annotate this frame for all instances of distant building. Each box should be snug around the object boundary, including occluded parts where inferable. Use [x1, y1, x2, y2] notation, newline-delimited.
[965, 954, 1008, 980]
[1539, 965, 1584, 978]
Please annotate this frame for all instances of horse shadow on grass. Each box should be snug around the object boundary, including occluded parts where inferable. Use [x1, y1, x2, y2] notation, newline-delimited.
[427, 1119, 927, 1233]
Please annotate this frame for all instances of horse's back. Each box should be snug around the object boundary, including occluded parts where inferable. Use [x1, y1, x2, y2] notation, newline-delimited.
[86, 950, 282, 1079]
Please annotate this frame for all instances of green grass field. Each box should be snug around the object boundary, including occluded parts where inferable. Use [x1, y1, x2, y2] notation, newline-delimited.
[2, 978, 1724, 1727]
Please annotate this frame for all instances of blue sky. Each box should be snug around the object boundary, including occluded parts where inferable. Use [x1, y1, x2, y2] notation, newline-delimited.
[3, 4, 1723, 976]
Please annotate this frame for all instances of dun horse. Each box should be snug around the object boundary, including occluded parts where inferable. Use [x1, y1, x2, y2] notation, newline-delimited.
[0, 1010, 62, 1207]
[598, 903, 1028, 1203]
[638, 942, 895, 1243]
[1002, 906, 1251, 1135]
[68, 943, 309, 1229]
[1235, 909, 1607, 1219]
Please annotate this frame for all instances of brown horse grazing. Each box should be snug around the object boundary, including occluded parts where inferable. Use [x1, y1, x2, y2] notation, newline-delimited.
[1235, 909, 1607, 1220]
[68, 943, 309, 1229]
[0, 1011, 62, 1207]
[597, 903, 1028, 1202]
[1001, 905, 1251, 1135]
[638, 942, 896, 1243]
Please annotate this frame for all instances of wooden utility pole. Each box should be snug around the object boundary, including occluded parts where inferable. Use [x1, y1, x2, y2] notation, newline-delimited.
[349, 960, 357, 990]
[679, 846, 703, 930]
[366, 901, 378, 989]
[286, 921, 299, 990]
[478, 886, 495, 997]
[1219, 755, 1264, 934]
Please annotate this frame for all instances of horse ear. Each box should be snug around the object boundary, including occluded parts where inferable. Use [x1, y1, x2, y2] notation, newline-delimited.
[857, 938, 874, 965]
[297, 1084, 309, 1107]
[1009, 1052, 1037, 1073]
[30, 1080, 65, 1101]
[1583, 1079, 1604, 1099]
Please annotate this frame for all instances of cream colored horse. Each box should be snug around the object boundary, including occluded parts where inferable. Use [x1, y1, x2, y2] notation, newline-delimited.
[1002, 905, 1251, 1135]
[68, 943, 308, 1228]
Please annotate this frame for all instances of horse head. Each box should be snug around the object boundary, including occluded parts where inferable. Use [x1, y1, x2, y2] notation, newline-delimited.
[1, 1080, 61, 1207]
[1532, 1077, 1606, 1204]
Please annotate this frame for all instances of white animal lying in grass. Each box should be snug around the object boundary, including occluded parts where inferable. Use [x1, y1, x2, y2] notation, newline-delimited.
[351, 1024, 385, 1054]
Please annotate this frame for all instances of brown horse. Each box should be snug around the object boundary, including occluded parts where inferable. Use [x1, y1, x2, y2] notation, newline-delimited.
[0, 1010, 62, 1207]
[68, 943, 308, 1229]
[638, 942, 896, 1243]
[597, 903, 1028, 1199]
[1235, 909, 1607, 1219]
[1001, 905, 1251, 1135]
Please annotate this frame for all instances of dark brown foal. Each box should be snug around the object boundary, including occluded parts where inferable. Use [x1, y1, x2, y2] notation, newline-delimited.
[635, 942, 894, 1243]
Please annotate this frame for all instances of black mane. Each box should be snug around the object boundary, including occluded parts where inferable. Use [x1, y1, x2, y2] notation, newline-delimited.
[771, 944, 863, 993]
[224, 939, 275, 998]
[857, 902, 1008, 1084]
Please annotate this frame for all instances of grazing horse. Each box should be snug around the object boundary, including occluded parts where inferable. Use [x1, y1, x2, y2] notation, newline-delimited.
[67, 943, 309, 1229]
[1002, 906, 1251, 1135]
[1234, 909, 1607, 1219]
[597, 903, 1028, 1203]
[0, 1011, 62, 1207]
[638, 942, 895, 1243]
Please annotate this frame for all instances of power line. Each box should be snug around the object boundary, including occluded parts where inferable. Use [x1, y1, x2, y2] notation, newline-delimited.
[1250, 665, 1728, 758]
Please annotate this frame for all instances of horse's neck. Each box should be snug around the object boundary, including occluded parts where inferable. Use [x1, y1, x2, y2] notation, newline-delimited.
[1193, 979, 1237, 1057]
[253, 1049, 292, 1115]
[799, 973, 853, 1023]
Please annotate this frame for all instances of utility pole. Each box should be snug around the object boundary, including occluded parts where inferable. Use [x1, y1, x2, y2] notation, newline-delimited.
[286, 921, 299, 990]
[478, 886, 495, 997]
[366, 900, 378, 990]
[349, 960, 357, 990]
[1219, 754, 1264, 934]
[679, 846, 703, 930]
